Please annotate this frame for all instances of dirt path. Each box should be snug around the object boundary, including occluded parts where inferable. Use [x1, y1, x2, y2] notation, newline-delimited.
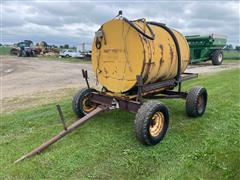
[1, 56, 239, 100]
[1, 56, 97, 100]
[186, 61, 240, 74]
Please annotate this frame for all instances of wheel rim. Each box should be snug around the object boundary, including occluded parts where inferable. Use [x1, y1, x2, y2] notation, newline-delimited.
[82, 96, 97, 113]
[197, 95, 205, 114]
[218, 53, 223, 62]
[149, 112, 164, 137]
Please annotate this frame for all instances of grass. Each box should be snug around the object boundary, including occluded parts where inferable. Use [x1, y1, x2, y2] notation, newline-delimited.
[0, 46, 12, 55]
[224, 51, 240, 60]
[1, 69, 240, 179]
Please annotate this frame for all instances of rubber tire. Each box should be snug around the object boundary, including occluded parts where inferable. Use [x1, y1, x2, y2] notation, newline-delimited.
[17, 50, 22, 57]
[65, 54, 70, 58]
[10, 49, 16, 55]
[186, 86, 207, 117]
[135, 101, 169, 146]
[72, 88, 97, 118]
[212, 50, 223, 65]
[21, 50, 26, 57]
[31, 51, 36, 57]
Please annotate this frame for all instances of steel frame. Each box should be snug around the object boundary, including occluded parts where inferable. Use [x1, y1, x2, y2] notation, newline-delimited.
[82, 70, 198, 113]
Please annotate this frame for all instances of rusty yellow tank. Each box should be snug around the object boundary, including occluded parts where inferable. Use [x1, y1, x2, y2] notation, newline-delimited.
[92, 17, 190, 93]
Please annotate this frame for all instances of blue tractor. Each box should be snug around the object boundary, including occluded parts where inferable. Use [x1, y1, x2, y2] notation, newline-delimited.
[10, 40, 36, 57]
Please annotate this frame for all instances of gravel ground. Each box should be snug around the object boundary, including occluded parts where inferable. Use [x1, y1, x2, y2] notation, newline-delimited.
[186, 61, 240, 74]
[1, 56, 239, 99]
[1, 56, 97, 100]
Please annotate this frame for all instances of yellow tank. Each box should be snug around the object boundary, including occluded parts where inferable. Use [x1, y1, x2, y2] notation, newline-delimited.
[92, 17, 190, 93]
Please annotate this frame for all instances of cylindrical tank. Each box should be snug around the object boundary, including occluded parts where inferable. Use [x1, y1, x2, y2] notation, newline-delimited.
[92, 18, 190, 93]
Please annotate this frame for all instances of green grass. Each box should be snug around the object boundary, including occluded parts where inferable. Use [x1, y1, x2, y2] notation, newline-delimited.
[224, 51, 240, 60]
[0, 46, 11, 55]
[1, 69, 240, 179]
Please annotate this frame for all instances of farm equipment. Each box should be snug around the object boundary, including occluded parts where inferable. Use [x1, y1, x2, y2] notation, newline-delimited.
[186, 34, 227, 65]
[10, 40, 36, 57]
[15, 12, 208, 163]
[35, 41, 59, 56]
[10, 40, 59, 57]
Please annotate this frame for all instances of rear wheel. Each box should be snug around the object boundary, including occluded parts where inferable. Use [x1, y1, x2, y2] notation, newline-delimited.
[31, 51, 36, 57]
[135, 101, 169, 145]
[72, 88, 98, 118]
[21, 50, 26, 57]
[212, 50, 223, 65]
[186, 86, 207, 117]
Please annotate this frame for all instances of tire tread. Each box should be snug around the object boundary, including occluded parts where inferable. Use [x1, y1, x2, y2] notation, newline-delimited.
[186, 86, 207, 117]
[135, 101, 169, 145]
[212, 50, 223, 65]
[72, 88, 96, 118]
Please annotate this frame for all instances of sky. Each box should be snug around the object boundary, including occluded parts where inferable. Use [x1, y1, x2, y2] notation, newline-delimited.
[1, 0, 240, 49]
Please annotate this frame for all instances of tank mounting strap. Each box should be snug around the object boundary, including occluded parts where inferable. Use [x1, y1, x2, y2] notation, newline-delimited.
[147, 22, 182, 83]
[122, 17, 155, 40]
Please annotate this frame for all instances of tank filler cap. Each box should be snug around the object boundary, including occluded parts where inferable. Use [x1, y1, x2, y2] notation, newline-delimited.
[116, 10, 123, 18]
[118, 10, 122, 16]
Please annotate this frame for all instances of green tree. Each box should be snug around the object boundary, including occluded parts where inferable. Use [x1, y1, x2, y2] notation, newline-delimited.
[235, 45, 240, 52]
[225, 44, 233, 51]
[63, 44, 69, 49]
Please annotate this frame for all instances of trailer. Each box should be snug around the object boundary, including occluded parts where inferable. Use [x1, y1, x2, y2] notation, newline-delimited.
[186, 34, 227, 65]
[15, 70, 207, 163]
[15, 12, 208, 163]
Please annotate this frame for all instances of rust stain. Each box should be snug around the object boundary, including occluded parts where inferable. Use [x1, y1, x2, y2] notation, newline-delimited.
[160, 57, 164, 65]
[156, 44, 164, 76]
[169, 44, 174, 64]
[104, 48, 122, 53]
[143, 39, 152, 82]
[138, 34, 148, 82]
[158, 44, 164, 56]
[104, 68, 108, 75]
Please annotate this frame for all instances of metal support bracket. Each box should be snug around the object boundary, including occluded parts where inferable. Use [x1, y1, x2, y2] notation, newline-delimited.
[136, 75, 143, 103]
[178, 82, 182, 92]
[82, 69, 90, 89]
[56, 104, 67, 131]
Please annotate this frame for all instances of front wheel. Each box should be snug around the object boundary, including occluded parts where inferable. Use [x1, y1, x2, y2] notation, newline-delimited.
[72, 88, 98, 118]
[17, 50, 22, 57]
[186, 86, 207, 117]
[135, 101, 169, 146]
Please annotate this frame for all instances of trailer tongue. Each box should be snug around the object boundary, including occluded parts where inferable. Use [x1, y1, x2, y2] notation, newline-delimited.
[14, 105, 109, 164]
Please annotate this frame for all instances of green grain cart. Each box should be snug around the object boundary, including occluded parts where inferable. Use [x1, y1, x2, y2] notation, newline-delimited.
[186, 34, 227, 65]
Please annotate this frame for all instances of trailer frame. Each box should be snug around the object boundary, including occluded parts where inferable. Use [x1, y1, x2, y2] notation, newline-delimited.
[82, 69, 198, 113]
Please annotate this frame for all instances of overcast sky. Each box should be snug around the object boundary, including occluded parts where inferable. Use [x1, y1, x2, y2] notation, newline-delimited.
[2, 0, 240, 49]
